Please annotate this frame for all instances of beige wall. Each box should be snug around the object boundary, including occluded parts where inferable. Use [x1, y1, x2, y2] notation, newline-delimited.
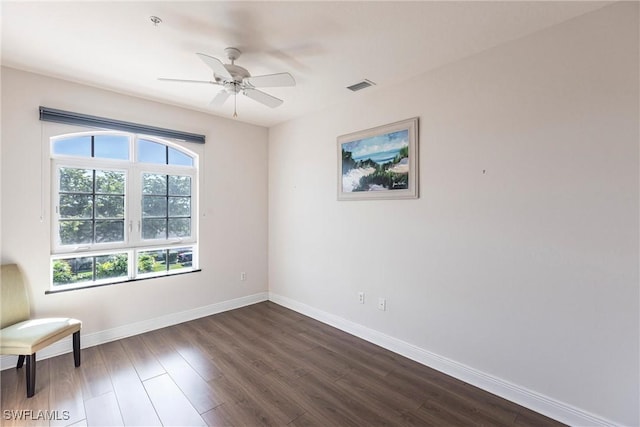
[1, 67, 269, 333]
[268, 3, 638, 425]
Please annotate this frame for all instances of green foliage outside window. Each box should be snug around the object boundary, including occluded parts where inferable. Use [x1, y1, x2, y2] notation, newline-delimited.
[53, 253, 128, 286]
[137, 253, 158, 273]
[53, 260, 74, 284]
[59, 168, 126, 245]
[96, 254, 128, 279]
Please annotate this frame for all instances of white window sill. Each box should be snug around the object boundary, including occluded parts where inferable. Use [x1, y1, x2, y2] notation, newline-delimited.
[45, 268, 202, 294]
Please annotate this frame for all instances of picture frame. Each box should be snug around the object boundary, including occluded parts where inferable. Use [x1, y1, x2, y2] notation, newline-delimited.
[338, 117, 419, 200]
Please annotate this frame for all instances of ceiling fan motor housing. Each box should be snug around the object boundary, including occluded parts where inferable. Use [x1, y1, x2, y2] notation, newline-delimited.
[216, 63, 251, 94]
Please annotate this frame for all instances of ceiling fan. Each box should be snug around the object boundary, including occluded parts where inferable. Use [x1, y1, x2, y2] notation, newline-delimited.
[159, 47, 295, 117]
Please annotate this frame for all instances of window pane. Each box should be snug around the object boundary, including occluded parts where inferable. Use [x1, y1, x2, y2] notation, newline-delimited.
[52, 257, 93, 286]
[95, 220, 124, 243]
[143, 196, 167, 217]
[168, 175, 191, 196]
[168, 218, 190, 238]
[138, 139, 166, 164]
[175, 248, 193, 267]
[94, 135, 130, 160]
[95, 253, 128, 280]
[169, 249, 182, 270]
[53, 136, 91, 157]
[60, 220, 93, 245]
[168, 197, 190, 217]
[137, 250, 166, 273]
[60, 168, 93, 193]
[95, 170, 125, 194]
[142, 218, 167, 240]
[168, 148, 193, 166]
[143, 173, 167, 195]
[95, 195, 124, 218]
[59, 194, 93, 219]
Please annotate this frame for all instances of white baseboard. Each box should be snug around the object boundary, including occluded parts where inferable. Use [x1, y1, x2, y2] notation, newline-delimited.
[268, 292, 617, 427]
[0, 291, 268, 371]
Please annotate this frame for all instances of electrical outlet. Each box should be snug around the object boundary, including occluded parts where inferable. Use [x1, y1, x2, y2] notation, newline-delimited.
[378, 298, 386, 311]
[240, 272, 246, 281]
[358, 292, 365, 304]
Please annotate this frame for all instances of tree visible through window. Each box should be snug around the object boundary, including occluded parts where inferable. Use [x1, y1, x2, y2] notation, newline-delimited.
[142, 173, 191, 240]
[50, 132, 198, 289]
[59, 168, 126, 244]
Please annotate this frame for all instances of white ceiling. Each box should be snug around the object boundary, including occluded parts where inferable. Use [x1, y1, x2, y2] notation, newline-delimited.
[2, 1, 608, 128]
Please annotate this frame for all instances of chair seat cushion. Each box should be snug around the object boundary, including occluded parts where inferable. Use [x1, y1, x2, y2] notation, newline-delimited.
[0, 318, 81, 355]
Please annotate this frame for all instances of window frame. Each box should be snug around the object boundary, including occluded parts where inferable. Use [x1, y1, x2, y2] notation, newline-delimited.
[49, 131, 199, 289]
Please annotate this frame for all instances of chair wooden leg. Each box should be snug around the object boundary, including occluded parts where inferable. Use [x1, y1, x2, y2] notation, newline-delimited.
[25, 353, 36, 398]
[16, 355, 25, 369]
[72, 331, 81, 367]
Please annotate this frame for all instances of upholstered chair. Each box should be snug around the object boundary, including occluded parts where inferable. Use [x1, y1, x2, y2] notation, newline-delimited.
[0, 264, 82, 397]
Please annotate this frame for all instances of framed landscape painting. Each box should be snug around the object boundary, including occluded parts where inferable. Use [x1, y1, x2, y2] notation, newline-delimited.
[338, 117, 419, 200]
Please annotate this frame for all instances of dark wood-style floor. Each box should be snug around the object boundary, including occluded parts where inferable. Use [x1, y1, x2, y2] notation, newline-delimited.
[1, 301, 564, 426]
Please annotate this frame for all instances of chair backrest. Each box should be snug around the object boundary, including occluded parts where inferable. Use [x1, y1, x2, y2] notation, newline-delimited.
[1, 264, 31, 329]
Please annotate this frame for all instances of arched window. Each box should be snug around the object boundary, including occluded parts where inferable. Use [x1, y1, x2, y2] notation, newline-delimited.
[50, 132, 198, 289]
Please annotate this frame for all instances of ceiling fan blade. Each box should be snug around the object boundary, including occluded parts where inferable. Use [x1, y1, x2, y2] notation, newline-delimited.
[158, 78, 218, 85]
[243, 88, 284, 108]
[245, 72, 296, 88]
[210, 90, 231, 107]
[196, 53, 232, 80]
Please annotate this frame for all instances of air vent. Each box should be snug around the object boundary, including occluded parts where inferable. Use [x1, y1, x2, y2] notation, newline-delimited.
[346, 79, 376, 92]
